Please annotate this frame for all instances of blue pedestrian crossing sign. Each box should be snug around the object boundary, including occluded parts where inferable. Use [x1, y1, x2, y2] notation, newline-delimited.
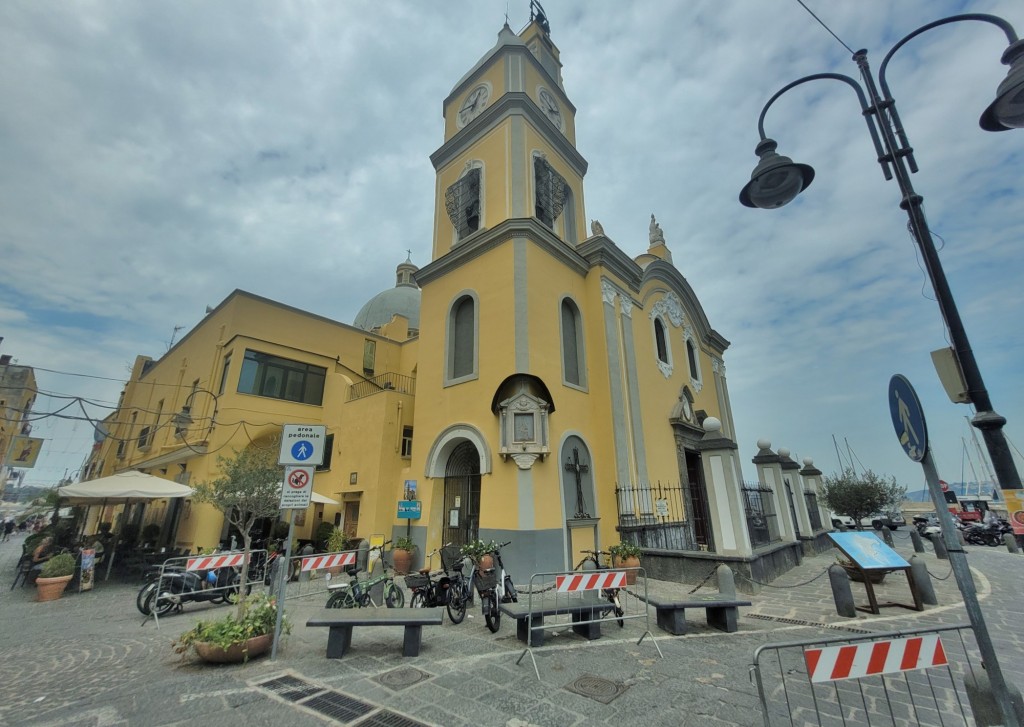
[888, 375, 928, 462]
[278, 424, 327, 466]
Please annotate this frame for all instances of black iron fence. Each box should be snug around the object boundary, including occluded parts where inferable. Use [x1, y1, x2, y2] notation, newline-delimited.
[347, 372, 416, 401]
[742, 482, 780, 548]
[804, 491, 823, 530]
[614, 481, 702, 551]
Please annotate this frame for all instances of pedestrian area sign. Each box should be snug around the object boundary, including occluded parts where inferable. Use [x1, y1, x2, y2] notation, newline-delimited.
[278, 424, 327, 466]
[280, 465, 314, 509]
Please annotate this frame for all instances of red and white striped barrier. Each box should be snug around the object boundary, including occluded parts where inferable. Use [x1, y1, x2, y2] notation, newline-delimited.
[804, 634, 948, 683]
[186, 552, 246, 571]
[555, 571, 627, 592]
[301, 551, 356, 572]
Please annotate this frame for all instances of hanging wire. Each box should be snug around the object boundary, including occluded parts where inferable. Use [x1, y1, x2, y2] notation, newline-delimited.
[794, 0, 856, 55]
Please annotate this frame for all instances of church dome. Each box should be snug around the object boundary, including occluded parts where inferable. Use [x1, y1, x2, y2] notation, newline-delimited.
[353, 257, 421, 333]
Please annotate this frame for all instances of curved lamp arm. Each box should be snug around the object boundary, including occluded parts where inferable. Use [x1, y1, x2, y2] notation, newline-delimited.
[755, 72, 890, 180]
[173, 388, 219, 439]
[880, 14, 1023, 135]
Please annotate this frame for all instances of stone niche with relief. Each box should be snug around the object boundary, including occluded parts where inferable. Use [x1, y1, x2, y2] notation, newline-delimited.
[497, 390, 550, 470]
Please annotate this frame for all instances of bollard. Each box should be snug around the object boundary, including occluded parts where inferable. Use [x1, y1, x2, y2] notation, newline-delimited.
[837, 523, 848, 532]
[828, 565, 856, 618]
[298, 543, 315, 582]
[956, 529, 967, 547]
[910, 555, 937, 606]
[964, 670, 1024, 727]
[1004, 533, 1020, 554]
[930, 534, 949, 560]
[881, 525, 894, 547]
[357, 539, 370, 573]
[716, 564, 736, 599]
[910, 529, 926, 553]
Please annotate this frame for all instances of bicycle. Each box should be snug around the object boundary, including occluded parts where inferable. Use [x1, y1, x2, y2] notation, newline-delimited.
[407, 544, 461, 619]
[476, 540, 517, 633]
[574, 549, 625, 627]
[325, 541, 405, 609]
[440, 544, 471, 624]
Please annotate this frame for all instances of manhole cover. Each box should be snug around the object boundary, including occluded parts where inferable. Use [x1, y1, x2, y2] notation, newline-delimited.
[564, 674, 628, 704]
[376, 666, 432, 691]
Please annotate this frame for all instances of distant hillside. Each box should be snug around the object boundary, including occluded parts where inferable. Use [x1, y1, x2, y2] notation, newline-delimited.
[905, 481, 1000, 502]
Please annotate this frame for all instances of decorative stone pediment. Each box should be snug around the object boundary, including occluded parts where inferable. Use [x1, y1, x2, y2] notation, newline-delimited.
[498, 391, 550, 468]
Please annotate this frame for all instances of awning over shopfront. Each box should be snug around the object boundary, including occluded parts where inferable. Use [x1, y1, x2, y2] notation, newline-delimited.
[310, 491, 340, 505]
[58, 471, 194, 504]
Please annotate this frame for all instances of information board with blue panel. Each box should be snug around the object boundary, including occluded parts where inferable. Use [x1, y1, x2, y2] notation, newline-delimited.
[829, 532, 910, 570]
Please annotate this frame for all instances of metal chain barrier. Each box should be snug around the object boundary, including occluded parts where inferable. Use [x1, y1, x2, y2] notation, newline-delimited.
[738, 566, 831, 589]
[926, 565, 954, 581]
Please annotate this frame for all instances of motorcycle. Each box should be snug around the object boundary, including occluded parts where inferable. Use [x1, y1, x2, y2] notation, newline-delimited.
[912, 515, 941, 539]
[962, 522, 1003, 547]
[136, 559, 248, 617]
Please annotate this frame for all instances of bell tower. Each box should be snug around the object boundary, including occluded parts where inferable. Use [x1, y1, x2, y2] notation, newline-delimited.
[428, 16, 589, 260]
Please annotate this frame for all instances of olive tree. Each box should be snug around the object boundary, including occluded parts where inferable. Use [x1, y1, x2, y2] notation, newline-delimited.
[192, 437, 282, 612]
[821, 467, 906, 529]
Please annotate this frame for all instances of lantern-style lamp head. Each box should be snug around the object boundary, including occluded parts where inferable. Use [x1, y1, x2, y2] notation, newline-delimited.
[739, 138, 815, 209]
[980, 39, 1024, 131]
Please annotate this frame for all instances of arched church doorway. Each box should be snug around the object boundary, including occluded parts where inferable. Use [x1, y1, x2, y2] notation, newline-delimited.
[442, 441, 481, 546]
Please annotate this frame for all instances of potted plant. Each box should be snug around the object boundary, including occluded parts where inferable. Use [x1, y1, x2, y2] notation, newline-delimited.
[392, 536, 417, 575]
[460, 539, 500, 574]
[608, 542, 643, 585]
[173, 593, 287, 664]
[324, 528, 350, 575]
[36, 552, 76, 602]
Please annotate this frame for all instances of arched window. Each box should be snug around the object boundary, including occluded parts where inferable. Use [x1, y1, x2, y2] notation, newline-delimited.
[654, 319, 668, 364]
[560, 298, 585, 387]
[687, 339, 699, 380]
[447, 294, 478, 383]
[445, 164, 483, 243]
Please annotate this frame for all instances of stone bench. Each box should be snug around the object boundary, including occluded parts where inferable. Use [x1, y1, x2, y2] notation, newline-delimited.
[499, 597, 613, 646]
[644, 593, 751, 635]
[306, 607, 444, 658]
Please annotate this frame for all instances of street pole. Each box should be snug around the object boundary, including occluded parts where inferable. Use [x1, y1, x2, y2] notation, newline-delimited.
[271, 507, 294, 661]
[920, 449, 1020, 726]
[854, 50, 1022, 492]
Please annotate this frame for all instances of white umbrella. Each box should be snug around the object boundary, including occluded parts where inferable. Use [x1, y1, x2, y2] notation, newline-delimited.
[310, 491, 340, 505]
[58, 471, 193, 503]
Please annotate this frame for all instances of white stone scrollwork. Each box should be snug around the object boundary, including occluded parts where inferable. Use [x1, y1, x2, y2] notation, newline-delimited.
[649, 292, 684, 327]
[601, 280, 618, 306]
[656, 359, 673, 379]
[619, 297, 633, 318]
[510, 452, 540, 470]
[712, 356, 725, 375]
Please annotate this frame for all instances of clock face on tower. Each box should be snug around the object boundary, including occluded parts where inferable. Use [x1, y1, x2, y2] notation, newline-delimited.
[457, 84, 490, 128]
[538, 88, 563, 130]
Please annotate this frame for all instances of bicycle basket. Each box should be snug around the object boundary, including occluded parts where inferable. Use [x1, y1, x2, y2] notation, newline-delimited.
[475, 567, 498, 591]
[439, 545, 463, 572]
[404, 573, 429, 590]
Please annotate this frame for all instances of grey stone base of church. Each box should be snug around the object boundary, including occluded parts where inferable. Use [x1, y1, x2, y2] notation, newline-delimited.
[641, 530, 835, 595]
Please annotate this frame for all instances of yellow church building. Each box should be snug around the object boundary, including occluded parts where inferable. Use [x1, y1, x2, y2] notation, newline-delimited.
[82, 15, 830, 586]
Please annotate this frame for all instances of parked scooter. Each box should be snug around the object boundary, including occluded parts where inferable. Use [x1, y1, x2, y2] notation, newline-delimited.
[913, 515, 941, 539]
[136, 558, 247, 616]
[962, 522, 1004, 547]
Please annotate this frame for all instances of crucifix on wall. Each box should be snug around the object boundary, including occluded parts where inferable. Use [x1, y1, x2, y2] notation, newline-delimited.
[564, 446, 591, 519]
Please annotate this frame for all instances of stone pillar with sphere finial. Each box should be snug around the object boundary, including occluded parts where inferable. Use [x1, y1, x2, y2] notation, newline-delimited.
[779, 447, 813, 537]
[799, 457, 830, 533]
[752, 440, 797, 543]
[695, 416, 753, 556]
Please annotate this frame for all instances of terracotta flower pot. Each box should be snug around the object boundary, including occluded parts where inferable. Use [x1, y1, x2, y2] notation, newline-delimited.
[612, 555, 640, 585]
[194, 633, 272, 664]
[392, 548, 413, 575]
[36, 575, 73, 602]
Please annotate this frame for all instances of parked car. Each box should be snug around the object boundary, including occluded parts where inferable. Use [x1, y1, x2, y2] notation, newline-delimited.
[829, 511, 905, 530]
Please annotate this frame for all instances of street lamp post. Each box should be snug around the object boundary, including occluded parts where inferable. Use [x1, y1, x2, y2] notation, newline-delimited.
[740, 13, 1024, 493]
[171, 388, 219, 442]
[740, 14, 1024, 726]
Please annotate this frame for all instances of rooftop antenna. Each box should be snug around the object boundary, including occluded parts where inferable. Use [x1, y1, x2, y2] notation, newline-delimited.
[167, 325, 184, 351]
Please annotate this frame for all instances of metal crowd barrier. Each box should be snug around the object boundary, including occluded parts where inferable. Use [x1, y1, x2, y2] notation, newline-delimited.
[274, 548, 361, 603]
[751, 623, 980, 726]
[515, 566, 663, 679]
[148, 549, 266, 629]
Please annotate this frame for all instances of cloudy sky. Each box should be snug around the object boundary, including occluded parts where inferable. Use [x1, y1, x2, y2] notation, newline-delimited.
[2, 0, 1022, 499]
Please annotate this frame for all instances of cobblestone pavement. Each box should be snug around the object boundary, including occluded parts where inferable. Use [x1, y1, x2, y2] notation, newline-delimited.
[1, 529, 1021, 727]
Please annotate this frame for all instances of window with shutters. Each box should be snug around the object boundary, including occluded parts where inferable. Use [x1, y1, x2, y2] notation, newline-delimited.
[534, 155, 567, 228]
[560, 298, 586, 388]
[445, 166, 482, 241]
